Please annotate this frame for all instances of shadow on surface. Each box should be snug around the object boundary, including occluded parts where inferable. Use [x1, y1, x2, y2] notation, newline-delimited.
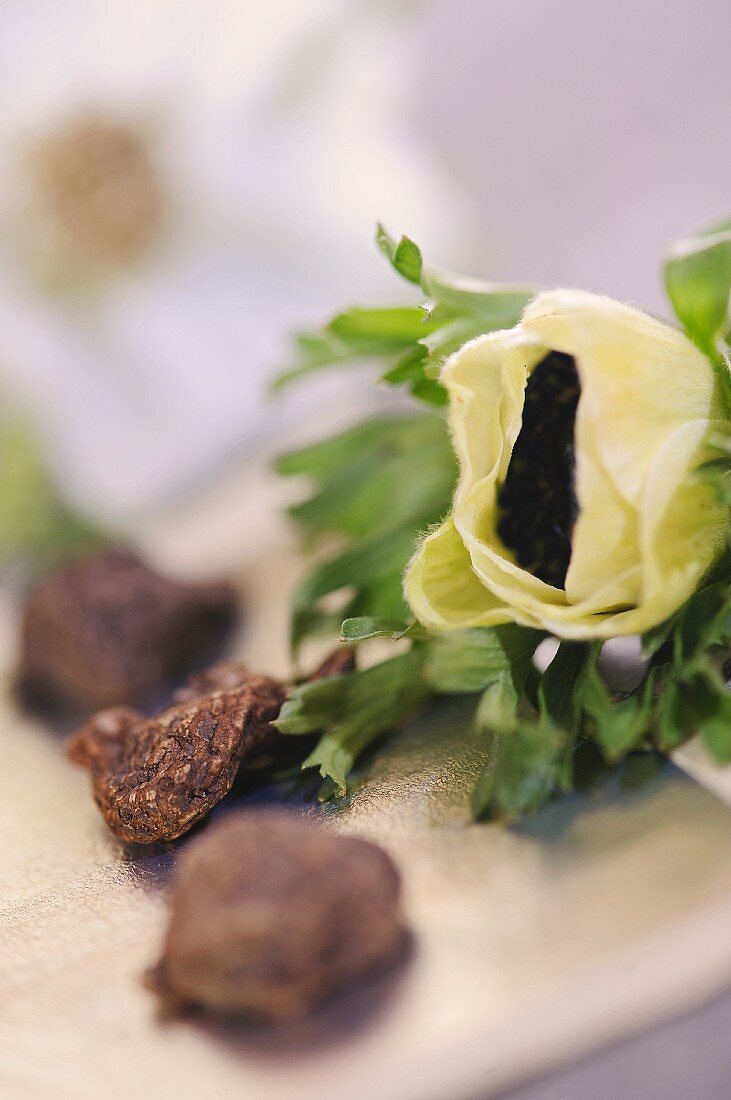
[157, 931, 414, 1063]
[515, 744, 669, 845]
[118, 843, 179, 894]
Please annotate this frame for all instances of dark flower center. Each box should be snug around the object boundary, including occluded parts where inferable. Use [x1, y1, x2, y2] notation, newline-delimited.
[497, 351, 580, 589]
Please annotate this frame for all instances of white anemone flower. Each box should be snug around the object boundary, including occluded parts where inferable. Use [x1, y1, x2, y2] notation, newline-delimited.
[406, 290, 728, 639]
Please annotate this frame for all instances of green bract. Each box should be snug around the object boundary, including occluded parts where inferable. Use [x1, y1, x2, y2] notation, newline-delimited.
[406, 290, 729, 639]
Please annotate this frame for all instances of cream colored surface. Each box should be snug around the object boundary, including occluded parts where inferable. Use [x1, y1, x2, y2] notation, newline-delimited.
[3, 461, 731, 1100]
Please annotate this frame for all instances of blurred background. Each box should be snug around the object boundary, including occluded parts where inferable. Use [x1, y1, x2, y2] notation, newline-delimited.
[0, 0, 729, 548]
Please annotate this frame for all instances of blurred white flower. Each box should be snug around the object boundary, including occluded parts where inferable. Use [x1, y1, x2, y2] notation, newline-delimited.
[0, 0, 470, 521]
[8, 113, 166, 289]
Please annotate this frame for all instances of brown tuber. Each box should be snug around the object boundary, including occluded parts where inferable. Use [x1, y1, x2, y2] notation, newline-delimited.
[148, 810, 406, 1021]
[68, 663, 285, 844]
[17, 546, 238, 714]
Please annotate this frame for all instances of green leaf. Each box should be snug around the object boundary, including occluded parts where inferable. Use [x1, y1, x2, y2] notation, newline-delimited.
[654, 676, 694, 752]
[422, 279, 534, 321]
[423, 625, 541, 695]
[697, 434, 731, 531]
[472, 641, 595, 809]
[381, 347, 428, 385]
[279, 412, 456, 650]
[467, 631, 568, 820]
[665, 218, 731, 358]
[646, 534, 731, 671]
[287, 427, 453, 540]
[278, 413, 455, 542]
[474, 672, 522, 735]
[274, 225, 536, 398]
[419, 317, 487, 373]
[375, 223, 423, 284]
[409, 377, 449, 406]
[641, 615, 677, 660]
[582, 665, 654, 761]
[675, 580, 731, 659]
[538, 641, 594, 730]
[275, 416, 407, 480]
[270, 326, 410, 393]
[655, 663, 731, 763]
[285, 613, 545, 807]
[340, 616, 422, 643]
[328, 306, 437, 347]
[694, 666, 731, 764]
[471, 720, 566, 821]
[269, 331, 357, 392]
[290, 525, 419, 651]
[276, 650, 429, 794]
[288, 604, 351, 650]
[354, 570, 412, 621]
